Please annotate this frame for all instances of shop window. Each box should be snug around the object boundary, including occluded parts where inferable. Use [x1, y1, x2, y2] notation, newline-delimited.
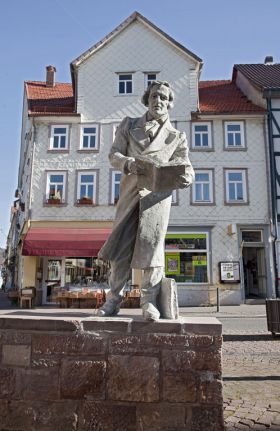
[165, 233, 209, 283]
[45, 171, 66, 204]
[80, 125, 99, 150]
[65, 257, 109, 285]
[77, 171, 97, 205]
[110, 170, 121, 204]
[191, 122, 212, 149]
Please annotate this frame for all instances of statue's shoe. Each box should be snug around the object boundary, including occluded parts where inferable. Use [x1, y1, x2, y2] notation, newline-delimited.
[97, 298, 121, 317]
[142, 302, 160, 321]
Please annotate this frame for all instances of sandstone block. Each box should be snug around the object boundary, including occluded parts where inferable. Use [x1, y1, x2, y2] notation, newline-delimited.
[78, 401, 136, 431]
[18, 368, 60, 401]
[191, 406, 224, 431]
[162, 372, 197, 403]
[0, 400, 79, 430]
[136, 404, 186, 431]
[61, 359, 106, 399]
[0, 330, 31, 344]
[162, 349, 221, 373]
[107, 355, 159, 402]
[109, 334, 159, 355]
[131, 319, 182, 334]
[32, 333, 106, 356]
[0, 367, 16, 398]
[1, 317, 80, 332]
[2, 344, 31, 367]
[82, 318, 130, 332]
[198, 372, 223, 404]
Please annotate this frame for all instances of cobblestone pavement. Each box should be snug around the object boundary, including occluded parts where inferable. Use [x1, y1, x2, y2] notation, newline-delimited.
[223, 333, 280, 430]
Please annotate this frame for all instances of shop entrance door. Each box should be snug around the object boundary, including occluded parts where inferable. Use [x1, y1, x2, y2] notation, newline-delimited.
[243, 247, 267, 298]
[42, 258, 63, 304]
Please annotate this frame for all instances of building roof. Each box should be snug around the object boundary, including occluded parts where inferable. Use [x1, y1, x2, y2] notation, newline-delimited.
[198, 80, 265, 115]
[71, 11, 203, 69]
[233, 64, 280, 90]
[25, 79, 264, 116]
[25, 81, 76, 116]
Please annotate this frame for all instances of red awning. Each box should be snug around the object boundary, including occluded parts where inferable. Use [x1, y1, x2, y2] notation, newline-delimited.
[22, 227, 111, 257]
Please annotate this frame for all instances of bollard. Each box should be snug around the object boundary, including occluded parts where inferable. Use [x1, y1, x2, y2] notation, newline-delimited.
[216, 287, 220, 312]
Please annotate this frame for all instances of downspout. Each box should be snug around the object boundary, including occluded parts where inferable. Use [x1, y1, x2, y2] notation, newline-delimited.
[266, 95, 279, 297]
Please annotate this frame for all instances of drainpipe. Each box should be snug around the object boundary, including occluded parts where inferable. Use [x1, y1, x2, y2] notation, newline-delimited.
[266, 94, 279, 297]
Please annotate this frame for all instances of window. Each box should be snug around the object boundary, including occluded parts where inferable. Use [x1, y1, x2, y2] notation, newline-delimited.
[165, 233, 209, 283]
[46, 172, 66, 203]
[50, 125, 69, 150]
[145, 73, 157, 88]
[225, 169, 248, 204]
[171, 190, 178, 205]
[241, 230, 262, 243]
[111, 170, 121, 204]
[77, 171, 97, 204]
[81, 125, 98, 150]
[118, 74, 133, 94]
[224, 121, 245, 148]
[192, 122, 212, 149]
[192, 170, 214, 204]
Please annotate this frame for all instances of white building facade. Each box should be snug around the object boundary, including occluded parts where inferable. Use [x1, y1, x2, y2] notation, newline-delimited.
[12, 12, 274, 306]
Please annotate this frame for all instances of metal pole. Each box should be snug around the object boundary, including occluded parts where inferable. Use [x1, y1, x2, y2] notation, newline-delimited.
[216, 287, 220, 312]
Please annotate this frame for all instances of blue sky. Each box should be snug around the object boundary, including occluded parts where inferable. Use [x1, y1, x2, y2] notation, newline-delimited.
[0, 0, 279, 247]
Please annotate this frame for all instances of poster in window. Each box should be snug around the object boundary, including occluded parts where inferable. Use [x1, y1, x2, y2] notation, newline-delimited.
[165, 254, 180, 275]
[219, 261, 240, 283]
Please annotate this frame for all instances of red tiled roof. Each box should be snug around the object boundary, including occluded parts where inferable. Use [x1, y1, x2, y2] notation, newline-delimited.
[25, 81, 76, 116]
[25, 79, 265, 116]
[233, 64, 280, 89]
[198, 80, 265, 115]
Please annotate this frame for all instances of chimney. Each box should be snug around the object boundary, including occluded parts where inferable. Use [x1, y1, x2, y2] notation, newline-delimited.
[264, 56, 274, 65]
[46, 65, 56, 87]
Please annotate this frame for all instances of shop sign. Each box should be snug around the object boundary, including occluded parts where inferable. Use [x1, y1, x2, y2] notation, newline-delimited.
[219, 261, 240, 283]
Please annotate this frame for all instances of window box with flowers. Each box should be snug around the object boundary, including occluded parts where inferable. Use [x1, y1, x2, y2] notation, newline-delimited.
[77, 197, 93, 205]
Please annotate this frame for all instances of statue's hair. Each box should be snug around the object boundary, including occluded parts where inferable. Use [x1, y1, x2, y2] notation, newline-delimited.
[141, 80, 174, 109]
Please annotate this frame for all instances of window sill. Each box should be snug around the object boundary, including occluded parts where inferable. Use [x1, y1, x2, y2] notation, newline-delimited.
[43, 202, 67, 207]
[224, 147, 247, 151]
[225, 201, 248, 206]
[77, 149, 99, 153]
[190, 147, 214, 152]
[47, 149, 69, 153]
[191, 202, 215, 206]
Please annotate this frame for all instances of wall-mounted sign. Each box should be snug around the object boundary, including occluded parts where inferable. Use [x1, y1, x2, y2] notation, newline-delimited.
[219, 261, 240, 283]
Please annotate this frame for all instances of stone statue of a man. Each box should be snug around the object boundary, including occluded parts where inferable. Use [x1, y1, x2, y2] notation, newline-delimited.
[98, 81, 194, 320]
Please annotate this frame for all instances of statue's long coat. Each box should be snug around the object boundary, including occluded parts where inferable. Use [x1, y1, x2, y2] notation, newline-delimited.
[98, 114, 194, 269]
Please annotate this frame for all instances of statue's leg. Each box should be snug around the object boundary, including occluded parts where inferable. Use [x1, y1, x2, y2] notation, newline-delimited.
[140, 266, 164, 321]
[97, 256, 131, 316]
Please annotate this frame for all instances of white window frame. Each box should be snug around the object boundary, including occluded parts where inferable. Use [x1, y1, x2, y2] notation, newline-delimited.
[145, 72, 157, 88]
[117, 73, 133, 95]
[224, 121, 245, 149]
[46, 171, 67, 203]
[77, 171, 97, 204]
[225, 169, 248, 204]
[50, 125, 69, 150]
[171, 190, 178, 205]
[111, 170, 122, 205]
[80, 125, 99, 150]
[191, 122, 212, 149]
[165, 232, 210, 285]
[192, 170, 214, 204]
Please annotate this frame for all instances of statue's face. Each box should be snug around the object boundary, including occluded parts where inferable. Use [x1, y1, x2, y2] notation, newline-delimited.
[148, 85, 170, 119]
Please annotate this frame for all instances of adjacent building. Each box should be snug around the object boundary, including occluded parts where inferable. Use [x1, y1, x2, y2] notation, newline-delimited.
[7, 12, 276, 306]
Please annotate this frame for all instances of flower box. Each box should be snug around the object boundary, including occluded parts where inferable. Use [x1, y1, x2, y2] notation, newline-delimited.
[77, 198, 93, 205]
[46, 199, 61, 205]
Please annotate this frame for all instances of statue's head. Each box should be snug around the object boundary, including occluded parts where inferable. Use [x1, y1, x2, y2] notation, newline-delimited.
[141, 81, 174, 119]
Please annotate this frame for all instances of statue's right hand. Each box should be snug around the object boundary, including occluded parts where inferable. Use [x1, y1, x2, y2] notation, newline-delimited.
[128, 160, 145, 175]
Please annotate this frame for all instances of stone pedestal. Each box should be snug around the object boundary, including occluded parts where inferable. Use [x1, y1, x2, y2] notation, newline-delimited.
[0, 315, 224, 430]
